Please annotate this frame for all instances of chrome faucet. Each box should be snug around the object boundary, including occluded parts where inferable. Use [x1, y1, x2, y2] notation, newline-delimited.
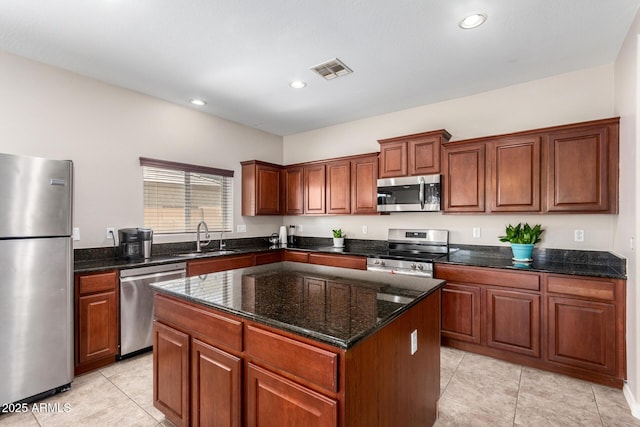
[196, 221, 210, 252]
[219, 231, 226, 250]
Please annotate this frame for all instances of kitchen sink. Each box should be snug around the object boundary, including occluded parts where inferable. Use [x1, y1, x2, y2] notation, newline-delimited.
[174, 250, 237, 257]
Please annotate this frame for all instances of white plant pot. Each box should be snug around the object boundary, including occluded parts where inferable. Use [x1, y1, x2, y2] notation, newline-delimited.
[333, 237, 345, 248]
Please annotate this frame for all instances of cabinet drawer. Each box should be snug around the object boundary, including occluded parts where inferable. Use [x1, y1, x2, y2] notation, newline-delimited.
[283, 250, 309, 263]
[435, 264, 540, 291]
[308, 253, 366, 270]
[187, 254, 254, 276]
[245, 325, 338, 393]
[255, 250, 283, 265]
[154, 294, 243, 352]
[78, 271, 117, 295]
[546, 275, 616, 301]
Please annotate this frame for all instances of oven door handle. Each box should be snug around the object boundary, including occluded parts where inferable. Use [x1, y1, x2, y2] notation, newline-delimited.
[419, 177, 425, 210]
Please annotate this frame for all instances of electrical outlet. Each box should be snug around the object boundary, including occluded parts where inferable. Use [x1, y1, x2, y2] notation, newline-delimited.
[106, 227, 115, 239]
[472, 227, 481, 238]
[362, 225, 368, 234]
[410, 329, 418, 355]
[237, 224, 246, 233]
[574, 229, 585, 242]
[297, 225, 303, 232]
[72, 227, 80, 241]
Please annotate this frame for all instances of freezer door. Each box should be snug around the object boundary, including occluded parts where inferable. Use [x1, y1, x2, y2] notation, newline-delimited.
[0, 153, 72, 237]
[0, 237, 74, 405]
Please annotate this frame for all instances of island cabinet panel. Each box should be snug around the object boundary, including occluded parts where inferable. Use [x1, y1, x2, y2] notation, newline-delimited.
[441, 283, 481, 344]
[191, 338, 241, 427]
[285, 166, 305, 215]
[488, 136, 541, 212]
[304, 164, 326, 214]
[187, 254, 255, 276]
[350, 154, 378, 214]
[241, 161, 284, 216]
[442, 141, 486, 212]
[545, 118, 619, 213]
[485, 288, 540, 357]
[325, 160, 351, 214]
[75, 270, 118, 374]
[153, 321, 190, 427]
[246, 363, 338, 427]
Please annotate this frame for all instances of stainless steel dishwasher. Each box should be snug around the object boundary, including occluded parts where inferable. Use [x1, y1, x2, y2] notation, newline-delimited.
[119, 262, 186, 358]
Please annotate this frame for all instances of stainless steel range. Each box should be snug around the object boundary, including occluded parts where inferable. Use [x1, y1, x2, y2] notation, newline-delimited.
[367, 229, 449, 277]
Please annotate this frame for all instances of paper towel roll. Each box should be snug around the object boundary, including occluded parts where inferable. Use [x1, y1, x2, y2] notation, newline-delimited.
[279, 226, 287, 246]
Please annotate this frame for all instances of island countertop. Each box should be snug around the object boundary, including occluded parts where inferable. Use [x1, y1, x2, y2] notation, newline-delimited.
[150, 261, 445, 349]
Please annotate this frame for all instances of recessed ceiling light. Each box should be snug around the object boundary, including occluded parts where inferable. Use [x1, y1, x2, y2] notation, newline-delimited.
[190, 98, 206, 106]
[459, 13, 487, 29]
[289, 81, 307, 89]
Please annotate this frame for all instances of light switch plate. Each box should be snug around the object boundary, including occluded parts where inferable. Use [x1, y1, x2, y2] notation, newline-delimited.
[72, 227, 80, 241]
[237, 224, 246, 233]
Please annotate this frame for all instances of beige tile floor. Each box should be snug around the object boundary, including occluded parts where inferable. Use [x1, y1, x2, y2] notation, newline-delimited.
[1, 347, 638, 426]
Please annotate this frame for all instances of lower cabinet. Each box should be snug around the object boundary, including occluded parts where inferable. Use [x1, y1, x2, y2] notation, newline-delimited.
[435, 263, 626, 388]
[75, 270, 119, 375]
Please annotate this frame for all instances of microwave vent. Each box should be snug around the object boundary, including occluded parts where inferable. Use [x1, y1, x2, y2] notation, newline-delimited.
[310, 58, 353, 80]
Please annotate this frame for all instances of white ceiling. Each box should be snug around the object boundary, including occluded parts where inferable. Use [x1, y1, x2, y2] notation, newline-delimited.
[0, 1, 638, 136]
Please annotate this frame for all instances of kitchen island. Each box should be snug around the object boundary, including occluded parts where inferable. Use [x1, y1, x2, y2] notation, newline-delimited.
[150, 262, 445, 427]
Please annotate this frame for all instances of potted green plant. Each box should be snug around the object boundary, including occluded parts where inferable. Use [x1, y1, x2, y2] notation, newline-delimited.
[498, 223, 544, 261]
[332, 229, 345, 248]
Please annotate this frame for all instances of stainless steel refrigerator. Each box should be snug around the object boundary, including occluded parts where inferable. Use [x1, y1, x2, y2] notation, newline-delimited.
[0, 152, 74, 405]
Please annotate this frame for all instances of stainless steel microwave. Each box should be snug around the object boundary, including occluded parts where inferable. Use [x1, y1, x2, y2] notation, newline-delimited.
[377, 175, 441, 212]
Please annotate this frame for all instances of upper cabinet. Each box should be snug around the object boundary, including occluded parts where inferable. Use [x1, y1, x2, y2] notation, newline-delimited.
[350, 154, 379, 214]
[442, 117, 619, 214]
[303, 163, 326, 215]
[378, 130, 451, 178]
[284, 166, 304, 215]
[241, 161, 283, 216]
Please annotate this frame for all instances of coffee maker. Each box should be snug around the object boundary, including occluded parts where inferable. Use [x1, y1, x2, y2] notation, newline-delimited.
[118, 227, 153, 260]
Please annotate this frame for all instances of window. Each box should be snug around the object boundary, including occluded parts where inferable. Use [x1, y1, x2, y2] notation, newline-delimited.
[140, 157, 233, 234]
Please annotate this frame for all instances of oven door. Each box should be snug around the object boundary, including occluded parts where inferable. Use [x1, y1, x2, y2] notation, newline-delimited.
[377, 175, 440, 212]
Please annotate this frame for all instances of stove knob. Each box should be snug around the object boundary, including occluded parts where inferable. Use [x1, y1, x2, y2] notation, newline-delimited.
[410, 263, 416, 269]
[417, 264, 424, 270]
[380, 260, 386, 266]
[374, 259, 380, 265]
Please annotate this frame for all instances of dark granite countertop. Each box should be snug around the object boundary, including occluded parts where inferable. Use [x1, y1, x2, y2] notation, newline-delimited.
[150, 262, 445, 349]
[74, 237, 626, 279]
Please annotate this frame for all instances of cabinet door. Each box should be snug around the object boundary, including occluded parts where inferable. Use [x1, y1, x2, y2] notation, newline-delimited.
[325, 160, 351, 214]
[192, 339, 241, 427]
[408, 136, 441, 175]
[351, 155, 378, 214]
[486, 288, 540, 357]
[304, 164, 326, 214]
[545, 125, 613, 212]
[441, 283, 481, 344]
[153, 321, 190, 427]
[256, 164, 283, 215]
[488, 136, 541, 212]
[379, 141, 407, 178]
[442, 142, 486, 212]
[285, 167, 304, 215]
[78, 291, 118, 364]
[246, 363, 338, 427]
[547, 296, 616, 375]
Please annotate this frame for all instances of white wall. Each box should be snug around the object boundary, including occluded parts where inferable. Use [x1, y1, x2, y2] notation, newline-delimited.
[0, 50, 284, 248]
[614, 12, 640, 417]
[284, 66, 617, 251]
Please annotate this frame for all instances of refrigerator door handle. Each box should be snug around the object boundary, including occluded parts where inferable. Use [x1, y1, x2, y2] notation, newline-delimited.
[50, 178, 67, 186]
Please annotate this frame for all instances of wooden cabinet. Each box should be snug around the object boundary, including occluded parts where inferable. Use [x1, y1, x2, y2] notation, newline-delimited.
[241, 160, 284, 216]
[442, 141, 486, 212]
[545, 118, 619, 213]
[488, 136, 541, 212]
[326, 160, 351, 214]
[436, 263, 626, 388]
[308, 252, 367, 270]
[378, 130, 451, 178]
[545, 274, 625, 384]
[75, 270, 118, 374]
[285, 166, 304, 215]
[187, 254, 254, 276]
[351, 154, 378, 214]
[442, 117, 619, 214]
[304, 164, 326, 214]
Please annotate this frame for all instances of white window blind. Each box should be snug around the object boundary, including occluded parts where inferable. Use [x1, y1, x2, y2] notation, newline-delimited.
[140, 157, 233, 234]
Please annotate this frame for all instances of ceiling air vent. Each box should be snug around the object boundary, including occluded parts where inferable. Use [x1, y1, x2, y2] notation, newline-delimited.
[310, 58, 353, 80]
